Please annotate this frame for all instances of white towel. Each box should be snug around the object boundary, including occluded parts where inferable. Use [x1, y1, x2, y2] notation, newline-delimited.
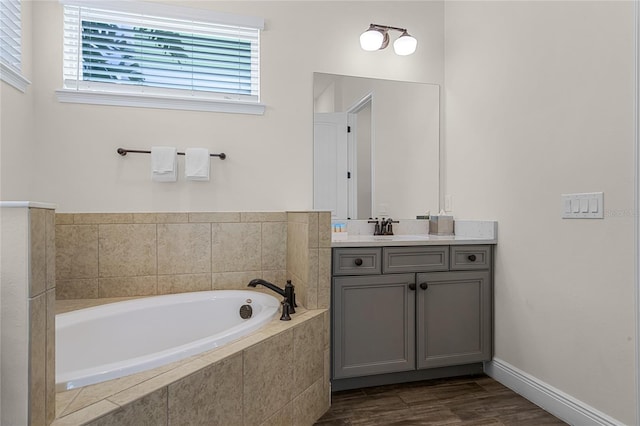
[185, 148, 210, 181]
[151, 146, 177, 182]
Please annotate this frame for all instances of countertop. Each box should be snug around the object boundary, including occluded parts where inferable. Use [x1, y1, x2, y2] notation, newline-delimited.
[331, 219, 498, 247]
[331, 234, 497, 247]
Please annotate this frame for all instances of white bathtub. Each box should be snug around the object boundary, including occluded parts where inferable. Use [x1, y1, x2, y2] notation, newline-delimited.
[56, 290, 280, 391]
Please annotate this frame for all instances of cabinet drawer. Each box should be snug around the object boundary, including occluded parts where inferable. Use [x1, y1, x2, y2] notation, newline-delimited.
[333, 248, 381, 275]
[383, 246, 449, 273]
[450, 245, 492, 270]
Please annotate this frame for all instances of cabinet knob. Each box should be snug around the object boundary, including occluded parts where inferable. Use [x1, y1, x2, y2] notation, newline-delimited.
[409, 283, 416, 291]
[468, 254, 477, 262]
[354, 258, 363, 266]
[420, 282, 428, 290]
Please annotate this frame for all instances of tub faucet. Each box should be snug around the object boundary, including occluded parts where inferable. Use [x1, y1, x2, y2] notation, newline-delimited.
[248, 278, 297, 314]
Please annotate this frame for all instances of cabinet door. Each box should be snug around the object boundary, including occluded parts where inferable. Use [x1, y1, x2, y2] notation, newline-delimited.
[416, 271, 492, 369]
[333, 274, 415, 379]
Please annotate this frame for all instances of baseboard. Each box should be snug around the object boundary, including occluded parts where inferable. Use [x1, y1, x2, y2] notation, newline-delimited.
[484, 358, 624, 426]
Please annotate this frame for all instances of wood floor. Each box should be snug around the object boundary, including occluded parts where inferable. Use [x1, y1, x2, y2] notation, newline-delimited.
[315, 374, 567, 425]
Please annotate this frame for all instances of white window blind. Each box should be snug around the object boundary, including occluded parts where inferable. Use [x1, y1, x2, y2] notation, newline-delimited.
[0, 0, 21, 70]
[62, 2, 261, 105]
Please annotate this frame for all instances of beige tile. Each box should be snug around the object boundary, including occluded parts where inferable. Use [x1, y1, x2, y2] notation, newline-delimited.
[286, 222, 308, 282]
[89, 388, 167, 426]
[158, 274, 211, 294]
[157, 223, 211, 275]
[107, 358, 210, 407]
[56, 279, 99, 300]
[323, 310, 330, 349]
[318, 212, 332, 248]
[61, 357, 191, 416]
[307, 212, 319, 249]
[98, 224, 157, 277]
[287, 212, 309, 224]
[133, 213, 189, 224]
[168, 353, 243, 426]
[30, 208, 47, 297]
[292, 378, 325, 426]
[241, 212, 287, 222]
[29, 293, 47, 426]
[55, 213, 74, 225]
[211, 222, 261, 273]
[262, 270, 287, 288]
[212, 271, 261, 291]
[56, 225, 99, 280]
[306, 249, 319, 310]
[45, 209, 56, 290]
[52, 400, 119, 426]
[74, 213, 133, 225]
[293, 315, 324, 395]
[318, 248, 331, 309]
[288, 271, 307, 311]
[260, 402, 292, 426]
[189, 212, 240, 223]
[46, 290, 56, 424]
[243, 330, 293, 425]
[323, 348, 331, 410]
[261, 222, 286, 271]
[99, 276, 157, 298]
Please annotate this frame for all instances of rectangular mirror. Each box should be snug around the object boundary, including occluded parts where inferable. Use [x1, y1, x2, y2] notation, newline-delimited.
[313, 73, 440, 220]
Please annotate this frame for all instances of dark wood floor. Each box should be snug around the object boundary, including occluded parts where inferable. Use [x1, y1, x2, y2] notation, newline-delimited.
[315, 374, 567, 425]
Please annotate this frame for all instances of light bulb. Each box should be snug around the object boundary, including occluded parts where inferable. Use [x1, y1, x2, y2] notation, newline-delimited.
[360, 28, 384, 51]
[393, 32, 417, 56]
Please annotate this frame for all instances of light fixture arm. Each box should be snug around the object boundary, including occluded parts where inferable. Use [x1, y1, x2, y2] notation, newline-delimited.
[367, 23, 408, 34]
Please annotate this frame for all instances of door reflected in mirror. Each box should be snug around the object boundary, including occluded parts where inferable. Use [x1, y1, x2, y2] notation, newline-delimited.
[313, 73, 440, 220]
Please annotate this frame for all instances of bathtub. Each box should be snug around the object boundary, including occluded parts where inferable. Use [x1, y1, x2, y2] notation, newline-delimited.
[56, 290, 280, 391]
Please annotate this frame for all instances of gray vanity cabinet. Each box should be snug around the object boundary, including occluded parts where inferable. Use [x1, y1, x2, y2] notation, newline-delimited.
[416, 270, 492, 369]
[333, 273, 416, 379]
[332, 244, 493, 386]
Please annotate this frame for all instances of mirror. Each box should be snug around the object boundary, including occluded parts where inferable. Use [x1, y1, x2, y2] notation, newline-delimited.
[313, 73, 440, 220]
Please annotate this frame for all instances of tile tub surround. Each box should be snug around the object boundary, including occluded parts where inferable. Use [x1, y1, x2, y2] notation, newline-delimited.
[52, 301, 330, 426]
[1, 203, 56, 426]
[55, 211, 331, 307]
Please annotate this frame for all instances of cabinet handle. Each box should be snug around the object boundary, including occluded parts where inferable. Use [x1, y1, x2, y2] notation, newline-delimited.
[354, 258, 363, 266]
[468, 254, 477, 262]
[420, 282, 428, 290]
[409, 283, 416, 291]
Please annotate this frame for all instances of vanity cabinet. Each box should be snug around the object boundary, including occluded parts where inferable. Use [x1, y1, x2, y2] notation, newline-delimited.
[332, 244, 493, 383]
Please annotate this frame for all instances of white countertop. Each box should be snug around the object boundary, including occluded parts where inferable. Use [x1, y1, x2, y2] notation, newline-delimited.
[331, 234, 497, 247]
[330, 219, 498, 247]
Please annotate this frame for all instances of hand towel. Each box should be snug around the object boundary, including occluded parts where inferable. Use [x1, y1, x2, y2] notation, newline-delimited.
[151, 146, 177, 182]
[185, 148, 210, 181]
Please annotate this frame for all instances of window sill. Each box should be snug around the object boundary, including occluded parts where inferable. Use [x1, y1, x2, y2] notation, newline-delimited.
[1, 62, 31, 93]
[55, 89, 265, 115]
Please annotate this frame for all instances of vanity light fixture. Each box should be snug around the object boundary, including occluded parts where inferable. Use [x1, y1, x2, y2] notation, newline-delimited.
[359, 24, 417, 55]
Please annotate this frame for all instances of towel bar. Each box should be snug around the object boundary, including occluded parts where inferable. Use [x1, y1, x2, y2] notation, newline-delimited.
[117, 148, 226, 160]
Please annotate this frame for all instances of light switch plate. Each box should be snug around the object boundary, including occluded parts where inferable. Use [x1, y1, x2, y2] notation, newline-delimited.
[561, 192, 604, 219]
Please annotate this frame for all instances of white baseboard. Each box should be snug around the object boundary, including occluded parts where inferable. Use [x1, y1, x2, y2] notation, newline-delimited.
[484, 358, 624, 426]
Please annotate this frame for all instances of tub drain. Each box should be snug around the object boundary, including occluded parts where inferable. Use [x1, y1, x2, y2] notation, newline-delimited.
[239, 304, 253, 319]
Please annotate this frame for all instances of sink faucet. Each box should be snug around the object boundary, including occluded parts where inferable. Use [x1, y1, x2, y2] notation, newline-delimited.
[368, 218, 382, 235]
[381, 218, 399, 235]
[247, 278, 297, 315]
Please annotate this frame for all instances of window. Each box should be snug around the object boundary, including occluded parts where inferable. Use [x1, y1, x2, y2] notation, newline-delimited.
[57, 1, 264, 114]
[0, 0, 30, 92]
